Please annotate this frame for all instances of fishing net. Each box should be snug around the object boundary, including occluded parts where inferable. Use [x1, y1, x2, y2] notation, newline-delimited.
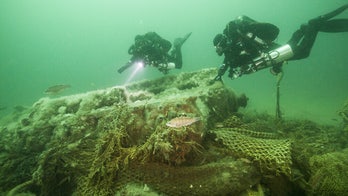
[308, 148, 348, 195]
[214, 127, 292, 176]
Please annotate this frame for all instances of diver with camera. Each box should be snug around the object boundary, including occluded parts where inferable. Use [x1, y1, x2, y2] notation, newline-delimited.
[118, 32, 191, 74]
[213, 4, 348, 81]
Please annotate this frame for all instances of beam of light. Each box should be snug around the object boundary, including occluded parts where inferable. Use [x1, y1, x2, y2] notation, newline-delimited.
[124, 61, 144, 84]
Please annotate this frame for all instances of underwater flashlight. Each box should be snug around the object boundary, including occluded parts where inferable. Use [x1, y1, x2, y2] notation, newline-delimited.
[124, 61, 145, 84]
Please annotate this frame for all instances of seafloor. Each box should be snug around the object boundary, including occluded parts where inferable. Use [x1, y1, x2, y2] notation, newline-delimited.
[0, 68, 348, 196]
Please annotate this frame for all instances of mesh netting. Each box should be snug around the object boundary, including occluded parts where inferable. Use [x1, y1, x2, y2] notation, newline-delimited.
[70, 126, 262, 196]
[115, 159, 260, 196]
[309, 149, 348, 195]
[214, 128, 292, 176]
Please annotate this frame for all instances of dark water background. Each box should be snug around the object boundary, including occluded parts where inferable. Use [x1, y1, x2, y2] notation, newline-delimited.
[1, 0, 347, 125]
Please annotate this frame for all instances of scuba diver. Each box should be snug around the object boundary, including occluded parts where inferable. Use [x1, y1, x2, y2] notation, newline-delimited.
[213, 4, 348, 81]
[118, 32, 192, 74]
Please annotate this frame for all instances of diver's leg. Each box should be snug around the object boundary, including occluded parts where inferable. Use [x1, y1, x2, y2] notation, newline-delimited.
[288, 5, 348, 60]
[170, 32, 192, 69]
[294, 25, 318, 60]
[170, 48, 183, 68]
[307, 4, 348, 32]
[287, 28, 305, 48]
[288, 24, 318, 60]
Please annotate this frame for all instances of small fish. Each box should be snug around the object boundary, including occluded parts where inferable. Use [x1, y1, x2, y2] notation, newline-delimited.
[13, 105, 27, 112]
[44, 84, 71, 95]
[166, 116, 200, 128]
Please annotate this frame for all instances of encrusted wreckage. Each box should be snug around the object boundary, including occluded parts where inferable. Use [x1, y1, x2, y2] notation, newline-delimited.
[1, 68, 348, 195]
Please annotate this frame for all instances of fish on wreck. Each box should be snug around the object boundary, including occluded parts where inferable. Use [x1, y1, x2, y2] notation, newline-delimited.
[166, 116, 201, 128]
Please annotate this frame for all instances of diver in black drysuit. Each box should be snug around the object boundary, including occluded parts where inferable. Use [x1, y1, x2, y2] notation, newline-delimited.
[118, 32, 192, 74]
[213, 4, 348, 80]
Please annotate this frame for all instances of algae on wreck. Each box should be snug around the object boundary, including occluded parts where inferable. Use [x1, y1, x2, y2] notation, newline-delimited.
[1, 69, 348, 195]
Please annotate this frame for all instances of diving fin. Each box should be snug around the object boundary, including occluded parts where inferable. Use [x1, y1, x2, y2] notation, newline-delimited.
[318, 19, 348, 32]
[308, 4, 348, 27]
[174, 32, 192, 48]
[311, 4, 348, 23]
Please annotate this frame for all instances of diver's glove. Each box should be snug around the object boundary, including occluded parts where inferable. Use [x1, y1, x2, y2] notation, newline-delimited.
[211, 64, 228, 83]
[214, 64, 228, 79]
[213, 75, 222, 81]
[209, 75, 223, 85]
